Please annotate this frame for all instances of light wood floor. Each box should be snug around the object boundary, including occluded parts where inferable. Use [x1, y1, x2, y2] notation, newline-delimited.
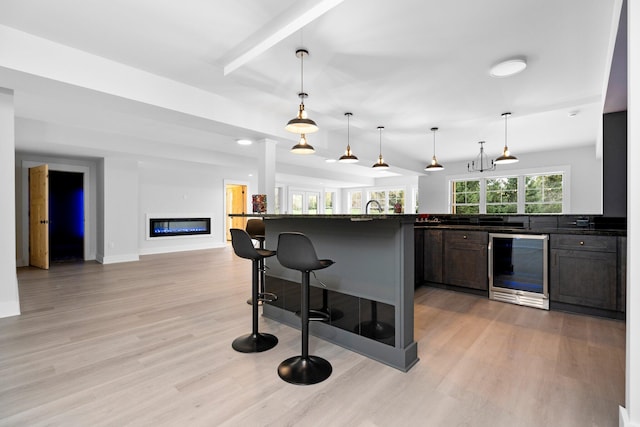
[1, 247, 625, 426]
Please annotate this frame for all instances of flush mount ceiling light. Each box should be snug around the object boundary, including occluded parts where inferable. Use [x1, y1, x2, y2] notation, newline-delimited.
[468, 141, 496, 173]
[424, 127, 444, 171]
[285, 49, 319, 134]
[290, 133, 315, 154]
[338, 112, 358, 163]
[489, 58, 527, 77]
[494, 112, 519, 164]
[372, 126, 389, 169]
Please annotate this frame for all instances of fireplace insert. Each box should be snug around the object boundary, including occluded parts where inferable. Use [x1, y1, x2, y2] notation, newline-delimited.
[149, 217, 211, 237]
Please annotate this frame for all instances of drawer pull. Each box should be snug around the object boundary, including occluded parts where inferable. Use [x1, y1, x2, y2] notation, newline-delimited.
[579, 241, 584, 246]
[463, 235, 467, 239]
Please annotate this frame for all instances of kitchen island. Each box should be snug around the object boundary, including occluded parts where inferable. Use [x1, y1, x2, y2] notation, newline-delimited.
[237, 214, 418, 372]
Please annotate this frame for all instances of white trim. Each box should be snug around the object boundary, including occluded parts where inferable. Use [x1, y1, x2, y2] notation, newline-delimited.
[139, 241, 225, 256]
[97, 253, 139, 264]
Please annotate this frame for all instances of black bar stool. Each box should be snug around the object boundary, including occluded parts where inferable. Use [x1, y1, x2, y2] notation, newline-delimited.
[230, 228, 278, 353]
[245, 219, 277, 305]
[276, 232, 334, 385]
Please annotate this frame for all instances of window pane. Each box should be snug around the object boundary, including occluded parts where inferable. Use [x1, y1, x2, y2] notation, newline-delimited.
[486, 177, 517, 214]
[325, 192, 334, 214]
[292, 194, 303, 214]
[308, 195, 318, 214]
[452, 179, 480, 214]
[525, 173, 563, 214]
[349, 191, 362, 214]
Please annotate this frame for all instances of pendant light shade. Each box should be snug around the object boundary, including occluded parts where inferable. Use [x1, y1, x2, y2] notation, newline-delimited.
[494, 112, 519, 164]
[425, 127, 444, 171]
[338, 112, 358, 163]
[290, 134, 315, 154]
[285, 49, 318, 134]
[372, 126, 389, 169]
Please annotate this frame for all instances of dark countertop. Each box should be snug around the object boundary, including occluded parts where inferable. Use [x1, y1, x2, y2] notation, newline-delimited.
[414, 224, 626, 236]
[229, 213, 626, 236]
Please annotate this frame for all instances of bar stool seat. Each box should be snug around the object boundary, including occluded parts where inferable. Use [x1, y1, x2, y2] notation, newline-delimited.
[230, 228, 278, 353]
[276, 232, 334, 385]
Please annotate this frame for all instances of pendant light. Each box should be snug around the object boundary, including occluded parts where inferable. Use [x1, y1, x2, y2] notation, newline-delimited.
[285, 49, 318, 135]
[290, 133, 315, 154]
[494, 112, 519, 164]
[338, 112, 358, 163]
[468, 141, 496, 173]
[424, 127, 444, 171]
[372, 126, 389, 169]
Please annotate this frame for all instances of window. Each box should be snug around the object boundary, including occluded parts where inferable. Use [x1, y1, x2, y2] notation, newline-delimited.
[307, 193, 318, 214]
[486, 177, 518, 214]
[525, 173, 563, 213]
[349, 191, 362, 214]
[291, 193, 303, 214]
[366, 189, 405, 214]
[452, 180, 480, 214]
[450, 172, 564, 214]
[325, 191, 335, 214]
[369, 190, 386, 213]
[274, 187, 281, 214]
[388, 190, 405, 213]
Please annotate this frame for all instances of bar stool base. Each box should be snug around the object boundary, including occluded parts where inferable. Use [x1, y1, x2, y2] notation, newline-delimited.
[232, 333, 278, 353]
[278, 355, 332, 385]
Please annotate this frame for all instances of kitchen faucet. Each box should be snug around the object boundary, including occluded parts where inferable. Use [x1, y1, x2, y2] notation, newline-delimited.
[365, 199, 382, 214]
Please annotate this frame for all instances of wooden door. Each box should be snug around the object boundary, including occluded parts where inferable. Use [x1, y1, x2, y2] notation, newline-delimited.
[225, 184, 247, 240]
[29, 164, 49, 269]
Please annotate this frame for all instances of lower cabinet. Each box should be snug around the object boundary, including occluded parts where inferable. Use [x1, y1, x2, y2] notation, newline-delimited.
[442, 230, 488, 291]
[549, 234, 620, 312]
[423, 229, 443, 284]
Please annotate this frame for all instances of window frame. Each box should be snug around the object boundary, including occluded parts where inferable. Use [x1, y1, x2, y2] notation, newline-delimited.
[448, 166, 570, 214]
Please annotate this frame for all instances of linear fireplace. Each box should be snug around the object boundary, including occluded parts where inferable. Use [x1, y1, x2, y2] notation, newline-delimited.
[149, 217, 211, 238]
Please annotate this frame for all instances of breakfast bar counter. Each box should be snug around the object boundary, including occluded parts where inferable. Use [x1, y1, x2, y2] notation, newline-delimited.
[238, 214, 418, 372]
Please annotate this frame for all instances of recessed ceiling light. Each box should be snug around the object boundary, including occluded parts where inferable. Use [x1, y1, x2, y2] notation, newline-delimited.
[568, 110, 579, 117]
[236, 139, 252, 145]
[325, 158, 337, 163]
[490, 58, 527, 77]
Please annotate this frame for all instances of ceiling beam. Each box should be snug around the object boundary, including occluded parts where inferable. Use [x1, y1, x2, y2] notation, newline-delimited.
[223, 0, 346, 76]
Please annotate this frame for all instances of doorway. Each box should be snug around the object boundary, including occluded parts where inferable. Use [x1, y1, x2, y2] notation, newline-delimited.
[49, 171, 85, 262]
[225, 184, 247, 241]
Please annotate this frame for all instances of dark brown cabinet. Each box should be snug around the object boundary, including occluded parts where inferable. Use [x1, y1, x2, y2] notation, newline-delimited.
[423, 229, 443, 284]
[550, 234, 619, 311]
[443, 230, 488, 291]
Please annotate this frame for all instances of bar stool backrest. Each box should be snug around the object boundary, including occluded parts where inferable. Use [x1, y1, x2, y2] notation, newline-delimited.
[277, 232, 327, 272]
[230, 228, 260, 260]
[245, 219, 265, 239]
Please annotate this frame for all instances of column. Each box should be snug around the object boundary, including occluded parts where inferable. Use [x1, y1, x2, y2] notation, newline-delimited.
[258, 138, 277, 214]
[0, 88, 20, 318]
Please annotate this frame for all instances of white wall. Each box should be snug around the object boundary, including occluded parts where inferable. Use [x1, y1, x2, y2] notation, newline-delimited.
[0, 88, 19, 318]
[100, 157, 139, 263]
[138, 159, 258, 254]
[418, 144, 603, 214]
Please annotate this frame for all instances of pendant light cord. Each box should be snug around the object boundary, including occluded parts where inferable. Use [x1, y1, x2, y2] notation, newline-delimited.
[346, 113, 351, 150]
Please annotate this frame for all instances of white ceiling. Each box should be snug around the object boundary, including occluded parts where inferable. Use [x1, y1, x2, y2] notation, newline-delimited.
[0, 0, 625, 187]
